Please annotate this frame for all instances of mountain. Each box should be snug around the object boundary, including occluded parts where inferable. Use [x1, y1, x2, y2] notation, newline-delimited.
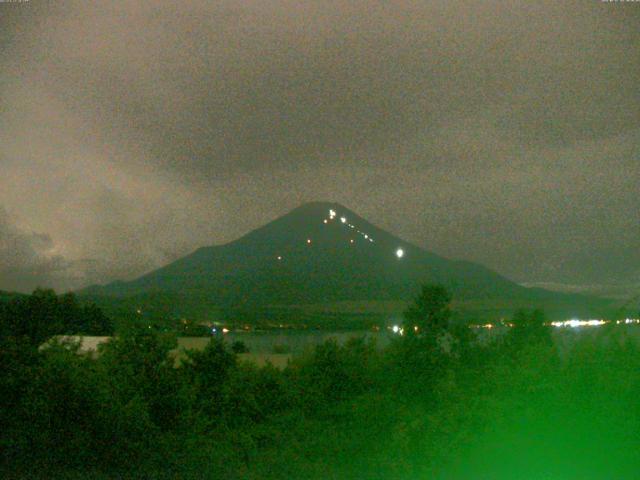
[82, 202, 614, 323]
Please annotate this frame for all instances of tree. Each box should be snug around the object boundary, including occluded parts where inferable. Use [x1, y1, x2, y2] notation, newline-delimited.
[0, 290, 114, 347]
[231, 340, 249, 354]
[0, 289, 62, 346]
[509, 308, 552, 347]
[403, 284, 452, 336]
[79, 303, 114, 335]
[182, 339, 237, 419]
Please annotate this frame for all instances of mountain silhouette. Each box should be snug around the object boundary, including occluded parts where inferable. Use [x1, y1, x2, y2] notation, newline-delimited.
[82, 202, 612, 321]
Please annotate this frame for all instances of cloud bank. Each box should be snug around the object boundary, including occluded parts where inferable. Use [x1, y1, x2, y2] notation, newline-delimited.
[0, 0, 638, 292]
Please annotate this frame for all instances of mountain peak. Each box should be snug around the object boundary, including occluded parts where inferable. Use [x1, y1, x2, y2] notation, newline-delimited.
[81, 201, 611, 320]
[286, 201, 354, 217]
[240, 201, 393, 252]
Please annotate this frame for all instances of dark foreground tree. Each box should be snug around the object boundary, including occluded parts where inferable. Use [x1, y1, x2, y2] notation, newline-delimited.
[0, 289, 113, 347]
[509, 308, 552, 347]
[403, 284, 452, 337]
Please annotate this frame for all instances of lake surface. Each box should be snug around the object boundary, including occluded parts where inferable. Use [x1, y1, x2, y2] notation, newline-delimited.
[51, 324, 640, 358]
[187, 324, 640, 355]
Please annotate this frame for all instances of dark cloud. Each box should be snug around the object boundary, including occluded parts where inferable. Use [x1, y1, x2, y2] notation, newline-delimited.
[0, 207, 70, 292]
[0, 0, 638, 292]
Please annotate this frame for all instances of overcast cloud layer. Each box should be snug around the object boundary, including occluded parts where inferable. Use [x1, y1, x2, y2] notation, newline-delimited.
[0, 0, 638, 293]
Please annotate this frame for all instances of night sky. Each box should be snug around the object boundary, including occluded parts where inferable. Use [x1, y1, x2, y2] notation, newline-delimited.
[0, 1, 638, 293]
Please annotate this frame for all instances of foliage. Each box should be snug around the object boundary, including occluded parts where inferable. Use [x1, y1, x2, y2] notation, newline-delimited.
[2, 287, 640, 478]
[508, 307, 553, 348]
[403, 284, 452, 337]
[231, 340, 250, 354]
[0, 289, 113, 346]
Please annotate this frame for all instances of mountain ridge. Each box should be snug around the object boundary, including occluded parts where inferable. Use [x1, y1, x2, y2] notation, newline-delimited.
[81, 202, 615, 321]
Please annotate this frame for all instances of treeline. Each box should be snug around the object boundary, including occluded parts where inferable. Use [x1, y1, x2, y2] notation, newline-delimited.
[2, 287, 640, 479]
[0, 289, 113, 346]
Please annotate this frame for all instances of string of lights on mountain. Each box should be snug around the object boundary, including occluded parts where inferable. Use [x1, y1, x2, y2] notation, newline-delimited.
[267, 207, 639, 333]
[276, 208, 404, 262]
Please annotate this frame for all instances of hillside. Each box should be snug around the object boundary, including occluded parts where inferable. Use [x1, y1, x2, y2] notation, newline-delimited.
[82, 202, 614, 323]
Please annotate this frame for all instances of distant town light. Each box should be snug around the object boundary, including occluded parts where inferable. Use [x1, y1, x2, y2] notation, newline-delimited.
[340, 217, 347, 223]
[350, 239, 354, 244]
[396, 248, 404, 258]
[323, 219, 328, 224]
[329, 209, 336, 218]
[307, 239, 312, 244]
[277, 256, 282, 260]
[550, 319, 607, 328]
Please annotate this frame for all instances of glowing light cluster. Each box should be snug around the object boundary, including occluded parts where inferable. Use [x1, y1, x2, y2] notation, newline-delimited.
[550, 319, 607, 328]
[391, 325, 404, 335]
[465, 318, 640, 329]
[327, 209, 377, 244]
[325, 209, 399, 254]
[616, 318, 640, 325]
